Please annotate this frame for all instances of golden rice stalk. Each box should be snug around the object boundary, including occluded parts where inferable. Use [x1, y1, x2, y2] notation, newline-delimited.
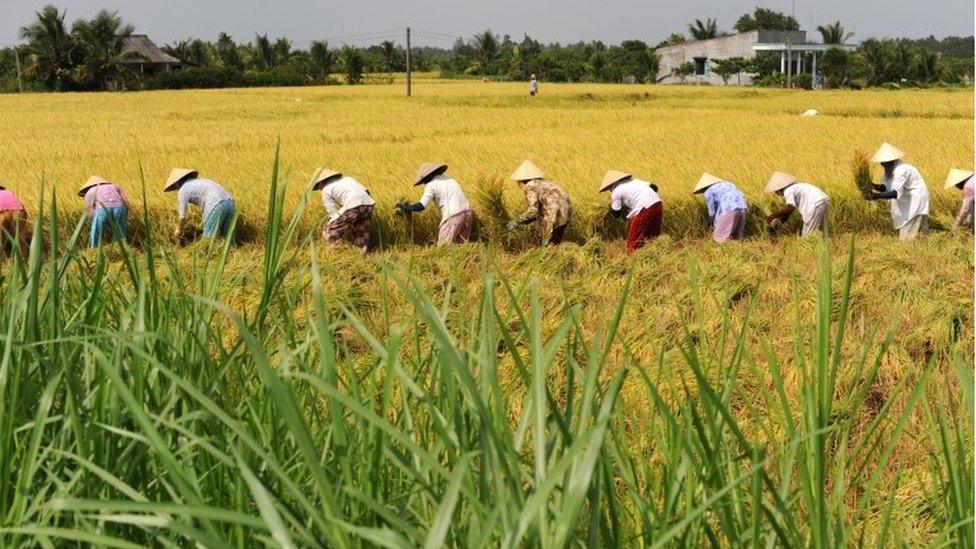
[852, 150, 874, 198]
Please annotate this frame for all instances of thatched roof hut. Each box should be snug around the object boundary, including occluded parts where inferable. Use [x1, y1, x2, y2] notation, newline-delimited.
[121, 34, 181, 74]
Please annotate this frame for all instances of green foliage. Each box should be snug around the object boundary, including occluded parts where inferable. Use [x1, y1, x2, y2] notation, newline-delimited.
[308, 40, 334, 79]
[656, 33, 687, 48]
[710, 58, 742, 84]
[71, 9, 134, 90]
[0, 168, 968, 545]
[18, 4, 80, 91]
[817, 21, 854, 45]
[795, 73, 813, 90]
[143, 66, 312, 90]
[688, 18, 719, 41]
[341, 45, 364, 85]
[671, 61, 696, 82]
[734, 7, 800, 32]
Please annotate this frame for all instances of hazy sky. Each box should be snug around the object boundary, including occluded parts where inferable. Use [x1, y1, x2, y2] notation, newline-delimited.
[0, 0, 972, 48]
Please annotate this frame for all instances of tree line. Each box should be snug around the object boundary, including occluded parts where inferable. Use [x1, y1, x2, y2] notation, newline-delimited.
[0, 5, 971, 92]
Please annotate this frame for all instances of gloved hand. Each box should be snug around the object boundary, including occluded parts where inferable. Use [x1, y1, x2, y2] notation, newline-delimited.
[506, 219, 519, 230]
[395, 201, 408, 213]
[768, 218, 782, 230]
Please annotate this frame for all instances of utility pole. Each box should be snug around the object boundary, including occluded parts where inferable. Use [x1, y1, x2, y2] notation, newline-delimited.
[786, 37, 793, 89]
[405, 27, 412, 97]
[787, 0, 796, 89]
[14, 47, 23, 93]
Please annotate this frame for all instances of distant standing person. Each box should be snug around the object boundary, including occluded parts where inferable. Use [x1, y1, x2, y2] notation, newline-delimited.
[396, 162, 475, 244]
[866, 143, 930, 240]
[508, 160, 572, 245]
[945, 168, 974, 232]
[529, 74, 539, 96]
[164, 168, 237, 242]
[599, 169, 663, 253]
[693, 173, 749, 243]
[0, 183, 29, 259]
[79, 175, 129, 248]
[312, 168, 375, 254]
[764, 172, 829, 237]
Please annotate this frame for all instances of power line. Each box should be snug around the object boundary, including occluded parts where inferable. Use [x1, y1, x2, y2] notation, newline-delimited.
[411, 28, 460, 40]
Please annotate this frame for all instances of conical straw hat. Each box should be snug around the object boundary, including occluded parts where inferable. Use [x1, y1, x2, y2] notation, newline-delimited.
[692, 172, 725, 194]
[78, 175, 110, 196]
[944, 168, 974, 190]
[510, 160, 545, 182]
[870, 142, 905, 164]
[764, 171, 797, 194]
[163, 168, 198, 192]
[599, 169, 632, 192]
[311, 168, 343, 190]
[415, 162, 447, 185]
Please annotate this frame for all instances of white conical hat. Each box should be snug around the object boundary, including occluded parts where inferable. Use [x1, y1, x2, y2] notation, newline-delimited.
[764, 171, 797, 193]
[79, 175, 110, 196]
[510, 160, 545, 182]
[693, 172, 725, 194]
[870, 142, 906, 164]
[163, 168, 198, 192]
[599, 169, 631, 192]
[945, 168, 975, 190]
[311, 168, 343, 190]
[415, 162, 447, 185]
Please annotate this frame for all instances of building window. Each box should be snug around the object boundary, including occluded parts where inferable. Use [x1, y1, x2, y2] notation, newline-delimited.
[694, 57, 707, 76]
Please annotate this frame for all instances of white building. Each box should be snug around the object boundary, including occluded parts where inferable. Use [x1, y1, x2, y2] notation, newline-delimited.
[656, 29, 856, 85]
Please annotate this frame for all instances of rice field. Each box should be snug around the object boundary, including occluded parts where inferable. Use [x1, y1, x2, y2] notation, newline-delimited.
[0, 82, 971, 243]
[0, 81, 972, 546]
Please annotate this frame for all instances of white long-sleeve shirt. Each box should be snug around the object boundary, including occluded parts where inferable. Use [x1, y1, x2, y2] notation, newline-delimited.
[419, 175, 472, 223]
[610, 178, 662, 219]
[321, 176, 375, 221]
[782, 182, 828, 223]
[881, 161, 930, 229]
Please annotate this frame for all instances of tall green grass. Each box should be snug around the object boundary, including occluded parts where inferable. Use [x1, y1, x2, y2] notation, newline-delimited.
[0, 154, 970, 547]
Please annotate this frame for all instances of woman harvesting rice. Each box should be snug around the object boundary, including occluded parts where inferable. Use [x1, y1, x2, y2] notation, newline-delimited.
[395, 163, 475, 245]
[599, 169, 663, 253]
[0, 183, 29, 259]
[945, 168, 974, 232]
[79, 175, 129, 248]
[865, 143, 930, 240]
[693, 173, 749, 243]
[313, 168, 375, 254]
[164, 168, 237, 242]
[507, 160, 573, 246]
[764, 172, 829, 237]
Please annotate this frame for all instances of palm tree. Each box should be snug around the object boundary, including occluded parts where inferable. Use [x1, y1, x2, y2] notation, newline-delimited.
[379, 40, 397, 71]
[473, 30, 499, 73]
[250, 34, 274, 70]
[19, 4, 78, 90]
[71, 10, 135, 90]
[216, 32, 243, 70]
[272, 37, 292, 66]
[688, 18, 719, 41]
[309, 41, 333, 79]
[816, 21, 853, 45]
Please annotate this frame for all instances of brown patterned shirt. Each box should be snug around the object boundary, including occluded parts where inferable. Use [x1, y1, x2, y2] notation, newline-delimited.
[515, 179, 573, 235]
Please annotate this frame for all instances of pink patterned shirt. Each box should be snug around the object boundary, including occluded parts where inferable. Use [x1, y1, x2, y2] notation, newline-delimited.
[83, 184, 128, 215]
[0, 189, 25, 211]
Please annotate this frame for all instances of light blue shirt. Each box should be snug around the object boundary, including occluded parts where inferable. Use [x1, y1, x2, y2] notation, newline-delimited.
[177, 178, 232, 221]
[704, 182, 747, 222]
